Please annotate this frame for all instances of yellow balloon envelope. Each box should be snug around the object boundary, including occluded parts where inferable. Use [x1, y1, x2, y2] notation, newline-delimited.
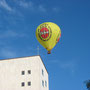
[36, 22, 61, 54]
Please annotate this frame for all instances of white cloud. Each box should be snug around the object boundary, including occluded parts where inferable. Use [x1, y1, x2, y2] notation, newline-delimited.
[0, 30, 27, 39]
[0, 0, 60, 14]
[59, 60, 77, 74]
[38, 5, 46, 12]
[59, 61, 75, 69]
[0, 47, 17, 58]
[0, 0, 12, 11]
[15, 0, 47, 13]
[19, 0, 33, 9]
[49, 59, 77, 73]
[19, 1, 46, 12]
[52, 7, 60, 12]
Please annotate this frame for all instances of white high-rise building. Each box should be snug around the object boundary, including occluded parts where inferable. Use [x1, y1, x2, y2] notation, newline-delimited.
[0, 55, 49, 90]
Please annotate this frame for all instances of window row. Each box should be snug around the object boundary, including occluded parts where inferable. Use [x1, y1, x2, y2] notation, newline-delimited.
[21, 82, 31, 87]
[21, 70, 31, 75]
[42, 69, 44, 76]
[42, 80, 47, 87]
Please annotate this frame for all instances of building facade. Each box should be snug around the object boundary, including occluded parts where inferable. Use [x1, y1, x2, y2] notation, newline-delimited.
[0, 55, 49, 90]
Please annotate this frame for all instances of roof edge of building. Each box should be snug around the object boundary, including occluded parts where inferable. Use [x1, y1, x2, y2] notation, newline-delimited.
[39, 56, 49, 75]
[0, 55, 49, 74]
[0, 55, 39, 61]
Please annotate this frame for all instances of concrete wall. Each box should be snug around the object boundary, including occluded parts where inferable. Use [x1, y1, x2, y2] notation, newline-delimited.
[0, 56, 49, 90]
[39, 57, 49, 90]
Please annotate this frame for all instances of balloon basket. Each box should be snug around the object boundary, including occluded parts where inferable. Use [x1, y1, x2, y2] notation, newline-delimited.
[48, 51, 51, 54]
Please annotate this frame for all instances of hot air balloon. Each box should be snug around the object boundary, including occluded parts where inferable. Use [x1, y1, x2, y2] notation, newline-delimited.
[36, 22, 61, 54]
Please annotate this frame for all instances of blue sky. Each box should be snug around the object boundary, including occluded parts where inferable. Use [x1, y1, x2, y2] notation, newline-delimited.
[0, 0, 90, 90]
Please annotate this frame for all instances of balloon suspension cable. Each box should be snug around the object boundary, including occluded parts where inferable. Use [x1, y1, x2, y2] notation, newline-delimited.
[48, 51, 51, 54]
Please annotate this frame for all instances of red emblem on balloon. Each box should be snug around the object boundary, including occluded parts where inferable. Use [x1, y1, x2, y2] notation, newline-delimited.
[40, 28, 49, 38]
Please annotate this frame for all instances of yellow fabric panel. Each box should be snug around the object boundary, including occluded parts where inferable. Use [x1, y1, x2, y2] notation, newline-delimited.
[36, 22, 61, 52]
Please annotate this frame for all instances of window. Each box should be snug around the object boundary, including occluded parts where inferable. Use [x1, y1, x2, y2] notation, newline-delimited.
[21, 71, 25, 75]
[45, 81, 47, 87]
[42, 80, 44, 87]
[28, 82, 31, 86]
[21, 82, 25, 87]
[28, 70, 31, 74]
[42, 69, 44, 76]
